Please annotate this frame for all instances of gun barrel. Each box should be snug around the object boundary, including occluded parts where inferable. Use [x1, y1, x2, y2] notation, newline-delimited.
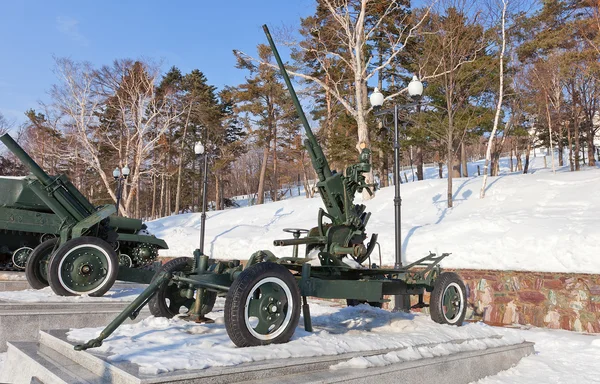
[0, 133, 52, 185]
[273, 237, 326, 247]
[262, 25, 332, 180]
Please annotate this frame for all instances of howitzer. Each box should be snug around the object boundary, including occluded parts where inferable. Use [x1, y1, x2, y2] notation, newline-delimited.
[0, 133, 168, 295]
[76, 24, 466, 352]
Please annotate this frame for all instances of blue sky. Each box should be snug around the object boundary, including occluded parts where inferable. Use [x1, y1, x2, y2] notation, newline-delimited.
[0, 0, 316, 125]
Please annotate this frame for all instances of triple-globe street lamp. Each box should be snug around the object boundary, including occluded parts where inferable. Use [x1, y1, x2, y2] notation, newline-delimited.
[112, 165, 130, 216]
[369, 75, 423, 311]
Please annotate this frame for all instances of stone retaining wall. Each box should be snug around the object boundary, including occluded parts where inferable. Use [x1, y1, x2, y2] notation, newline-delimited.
[418, 269, 600, 333]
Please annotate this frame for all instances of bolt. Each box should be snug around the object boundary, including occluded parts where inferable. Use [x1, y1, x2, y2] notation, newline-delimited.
[263, 307, 268, 311]
[269, 297, 273, 302]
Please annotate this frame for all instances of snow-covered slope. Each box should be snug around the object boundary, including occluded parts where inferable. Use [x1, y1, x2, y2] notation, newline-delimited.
[148, 158, 600, 274]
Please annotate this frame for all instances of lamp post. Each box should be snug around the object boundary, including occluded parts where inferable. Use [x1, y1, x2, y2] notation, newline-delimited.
[188, 139, 213, 324]
[369, 75, 423, 312]
[113, 165, 130, 216]
[194, 140, 208, 255]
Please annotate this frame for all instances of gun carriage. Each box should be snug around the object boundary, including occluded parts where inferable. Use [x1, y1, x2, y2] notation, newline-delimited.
[76, 25, 467, 350]
[0, 134, 168, 296]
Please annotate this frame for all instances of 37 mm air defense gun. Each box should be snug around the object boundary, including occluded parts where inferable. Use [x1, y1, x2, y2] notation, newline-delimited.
[75, 24, 467, 351]
[0, 133, 168, 296]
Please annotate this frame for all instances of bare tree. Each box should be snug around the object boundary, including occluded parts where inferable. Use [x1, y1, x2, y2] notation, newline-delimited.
[51, 58, 182, 217]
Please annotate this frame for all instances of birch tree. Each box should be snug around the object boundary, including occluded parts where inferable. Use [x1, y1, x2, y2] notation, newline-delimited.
[480, 0, 509, 198]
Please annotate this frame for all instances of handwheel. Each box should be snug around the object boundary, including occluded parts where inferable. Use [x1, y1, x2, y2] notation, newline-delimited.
[429, 272, 467, 326]
[25, 238, 58, 289]
[148, 257, 217, 318]
[12, 247, 33, 270]
[346, 299, 382, 308]
[225, 262, 301, 347]
[283, 228, 309, 237]
[48, 237, 119, 297]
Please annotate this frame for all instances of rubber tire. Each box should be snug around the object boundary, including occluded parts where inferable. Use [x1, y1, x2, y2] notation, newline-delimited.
[429, 272, 467, 326]
[148, 257, 217, 318]
[48, 237, 119, 297]
[346, 299, 383, 308]
[225, 262, 301, 347]
[25, 238, 59, 289]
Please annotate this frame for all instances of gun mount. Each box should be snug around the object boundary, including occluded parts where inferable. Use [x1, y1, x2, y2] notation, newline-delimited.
[75, 24, 465, 352]
[262, 25, 377, 267]
[0, 133, 168, 295]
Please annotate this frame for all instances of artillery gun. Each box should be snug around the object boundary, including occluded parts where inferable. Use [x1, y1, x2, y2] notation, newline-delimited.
[0, 134, 168, 296]
[75, 25, 467, 350]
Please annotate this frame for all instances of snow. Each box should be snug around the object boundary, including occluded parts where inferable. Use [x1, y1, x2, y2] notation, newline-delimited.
[0, 352, 4, 374]
[66, 298, 524, 375]
[149, 157, 600, 274]
[0, 286, 144, 302]
[477, 326, 600, 384]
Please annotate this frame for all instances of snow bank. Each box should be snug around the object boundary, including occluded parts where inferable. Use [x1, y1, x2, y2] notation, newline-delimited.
[67, 299, 523, 375]
[149, 158, 600, 274]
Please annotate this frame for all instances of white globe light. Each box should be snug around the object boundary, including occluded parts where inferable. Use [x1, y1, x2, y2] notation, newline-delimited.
[122, 165, 130, 177]
[194, 141, 205, 155]
[408, 75, 423, 98]
[369, 87, 384, 107]
[113, 167, 120, 179]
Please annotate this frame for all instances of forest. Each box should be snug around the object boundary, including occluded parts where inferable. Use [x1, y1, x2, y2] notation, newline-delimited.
[0, 0, 598, 218]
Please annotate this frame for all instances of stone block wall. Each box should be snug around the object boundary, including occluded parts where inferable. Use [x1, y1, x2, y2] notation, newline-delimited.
[411, 269, 600, 333]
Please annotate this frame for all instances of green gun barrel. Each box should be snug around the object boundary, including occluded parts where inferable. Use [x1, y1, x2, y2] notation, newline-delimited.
[262, 25, 332, 182]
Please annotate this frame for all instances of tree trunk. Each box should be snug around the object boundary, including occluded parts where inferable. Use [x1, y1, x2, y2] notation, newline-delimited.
[567, 121, 574, 171]
[257, 146, 269, 204]
[588, 129, 596, 166]
[215, 172, 222, 210]
[460, 143, 468, 177]
[523, 141, 531, 174]
[159, 174, 165, 217]
[151, 174, 157, 219]
[447, 139, 454, 208]
[416, 146, 424, 181]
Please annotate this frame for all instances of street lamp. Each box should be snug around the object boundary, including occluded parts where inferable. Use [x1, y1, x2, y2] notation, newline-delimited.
[188, 138, 213, 323]
[194, 140, 208, 255]
[113, 165, 130, 216]
[370, 75, 423, 312]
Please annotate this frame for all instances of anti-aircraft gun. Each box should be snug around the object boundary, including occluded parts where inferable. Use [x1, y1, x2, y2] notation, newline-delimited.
[0, 133, 168, 296]
[75, 25, 467, 351]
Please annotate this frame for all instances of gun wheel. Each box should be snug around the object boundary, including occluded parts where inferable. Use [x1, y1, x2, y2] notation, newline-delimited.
[48, 237, 118, 297]
[26, 238, 58, 289]
[149, 257, 217, 318]
[118, 254, 133, 268]
[12, 247, 33, 270]
[429, 272, 467, 326]
[225, 262, 301, 347]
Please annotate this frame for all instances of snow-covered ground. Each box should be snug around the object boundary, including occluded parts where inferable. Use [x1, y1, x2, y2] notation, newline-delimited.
[62, 298, 600, 383]
[0, 286, 144, 302]
[66, 298, 523, 375]
[477, 326, 600, 384]
[149, 156, 600, 274]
